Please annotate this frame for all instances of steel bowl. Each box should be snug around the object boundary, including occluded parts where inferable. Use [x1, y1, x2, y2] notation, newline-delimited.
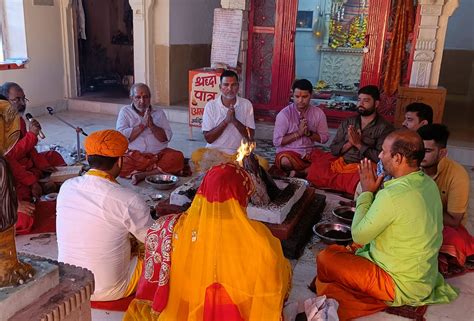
[332, 206, 355, 224]
[145, 174, 178, 190]
[313, 222, 352, 245]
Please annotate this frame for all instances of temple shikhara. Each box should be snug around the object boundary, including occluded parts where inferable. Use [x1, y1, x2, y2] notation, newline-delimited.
[0, 0, 472, 320]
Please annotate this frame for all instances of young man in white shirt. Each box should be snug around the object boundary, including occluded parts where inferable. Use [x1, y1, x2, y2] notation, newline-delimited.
[57, 129, 153, 301]
[191, 70, 268, 172]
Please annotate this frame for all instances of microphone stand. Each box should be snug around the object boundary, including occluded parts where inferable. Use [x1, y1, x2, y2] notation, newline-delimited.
[46, 107, 88, 163]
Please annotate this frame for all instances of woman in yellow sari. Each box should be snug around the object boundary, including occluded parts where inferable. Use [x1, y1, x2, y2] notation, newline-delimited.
[125, 163, 291, 321]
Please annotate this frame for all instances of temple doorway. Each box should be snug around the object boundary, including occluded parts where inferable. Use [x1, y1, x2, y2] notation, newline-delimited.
[76, 0, 134, 100]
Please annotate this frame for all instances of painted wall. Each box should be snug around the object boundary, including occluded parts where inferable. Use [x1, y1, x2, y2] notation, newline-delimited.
[439, 0, 474, 96]
[438, 0, 473, 140]
[153, 0, 220, 105]
[154, 0, 170, 45]
[444, 0, 474, 50]
[0, 0, 65, 114]
[295, 31, 321, 85]
[170, 0, 219, 45]
[295, 0, 325, 85]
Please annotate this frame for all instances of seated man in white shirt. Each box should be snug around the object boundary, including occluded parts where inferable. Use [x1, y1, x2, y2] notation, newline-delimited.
[56, 130, 154, 301]
[191, 70, 268, 172]
[116, 83, 184, 183]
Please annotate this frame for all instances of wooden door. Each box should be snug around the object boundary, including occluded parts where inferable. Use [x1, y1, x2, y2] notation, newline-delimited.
[246, 0, 298, 116]
[394, 86, 447, 127]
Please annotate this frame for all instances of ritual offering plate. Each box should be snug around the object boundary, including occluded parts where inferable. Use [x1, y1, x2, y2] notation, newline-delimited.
[313, 222, 352, 245]
[145, 174, 178, 190]
[332, 206, 355, 224]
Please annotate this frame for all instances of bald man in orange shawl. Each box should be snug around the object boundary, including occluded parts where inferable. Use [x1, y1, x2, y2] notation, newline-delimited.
[116, 83, 185, 183]
[124, 163, 291, 321]
[56, 130, 153, 301]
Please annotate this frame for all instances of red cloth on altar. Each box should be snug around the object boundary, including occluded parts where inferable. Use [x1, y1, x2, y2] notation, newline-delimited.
[306, 149, 360, 195]
[120, 148, 185, 178]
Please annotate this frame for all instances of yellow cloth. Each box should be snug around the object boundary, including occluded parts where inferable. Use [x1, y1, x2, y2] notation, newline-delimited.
[125, 163, 291, 321]
[123, 258, 143, 297]
[191, 147, 269, 173]
[86, 169, 119, 184]
[84, 129, 128, 157]
[432, 157, 470, 226]
[0, 100, 20, 155]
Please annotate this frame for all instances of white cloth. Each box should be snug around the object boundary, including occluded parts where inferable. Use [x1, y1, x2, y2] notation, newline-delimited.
[116, 104, 173, 154]
[201, 95, 255, 155]
[56, 175, 153, 301]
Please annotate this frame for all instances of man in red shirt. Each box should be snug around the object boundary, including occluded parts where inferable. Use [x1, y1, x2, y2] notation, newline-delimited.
[1, 82, 66, 234]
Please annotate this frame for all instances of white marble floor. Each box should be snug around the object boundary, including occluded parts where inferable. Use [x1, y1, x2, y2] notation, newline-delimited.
[15, 110, 474, 321]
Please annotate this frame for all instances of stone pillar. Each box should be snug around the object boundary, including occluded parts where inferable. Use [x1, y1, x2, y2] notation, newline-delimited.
[221, 0, 250, 96]
[409, 0, 459, 87]
[129, 0, 155, 90]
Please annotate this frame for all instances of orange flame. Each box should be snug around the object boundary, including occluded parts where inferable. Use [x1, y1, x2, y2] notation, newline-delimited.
[236, 139, 256, 166]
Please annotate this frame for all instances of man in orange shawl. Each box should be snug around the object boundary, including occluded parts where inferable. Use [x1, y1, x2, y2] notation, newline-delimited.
[306, 85, 393, 195]
[418, 124, 474, 273]
[116, 83, 185, 183]
[124, 163, 291, 321]
[1, 82, 66, 234]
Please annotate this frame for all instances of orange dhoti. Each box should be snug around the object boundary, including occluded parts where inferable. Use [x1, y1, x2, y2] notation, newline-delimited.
[306, 149, 361, 195]
[316, 245, 395, 321]
[440, 225, 474, 270]
[274, 151, 311, 172]
[120, 148, 185, 178]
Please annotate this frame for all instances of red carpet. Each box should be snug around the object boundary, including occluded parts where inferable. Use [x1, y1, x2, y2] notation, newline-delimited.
[91, 294, 135, 311]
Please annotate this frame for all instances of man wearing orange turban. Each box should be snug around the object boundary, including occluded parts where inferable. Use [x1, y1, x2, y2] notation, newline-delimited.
[56, 129, 154, 301]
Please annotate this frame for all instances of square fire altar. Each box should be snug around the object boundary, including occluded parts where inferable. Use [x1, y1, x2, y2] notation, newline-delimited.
[170, 176, 307, 224]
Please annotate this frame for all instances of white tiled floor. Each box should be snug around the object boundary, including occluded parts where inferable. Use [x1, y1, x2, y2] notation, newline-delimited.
[15, 110, 474, 321]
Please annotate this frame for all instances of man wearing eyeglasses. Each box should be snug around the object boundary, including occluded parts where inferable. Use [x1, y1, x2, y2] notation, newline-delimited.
[0, 82, 66, 235]
[116, 83, 185, 183]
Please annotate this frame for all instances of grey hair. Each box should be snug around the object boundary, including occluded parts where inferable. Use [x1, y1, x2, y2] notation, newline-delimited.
[129, 83, 151, 97]
[0, 82, 22, 97]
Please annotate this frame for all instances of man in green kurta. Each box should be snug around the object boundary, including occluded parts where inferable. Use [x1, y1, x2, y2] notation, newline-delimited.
[316, 130, 458, 321]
